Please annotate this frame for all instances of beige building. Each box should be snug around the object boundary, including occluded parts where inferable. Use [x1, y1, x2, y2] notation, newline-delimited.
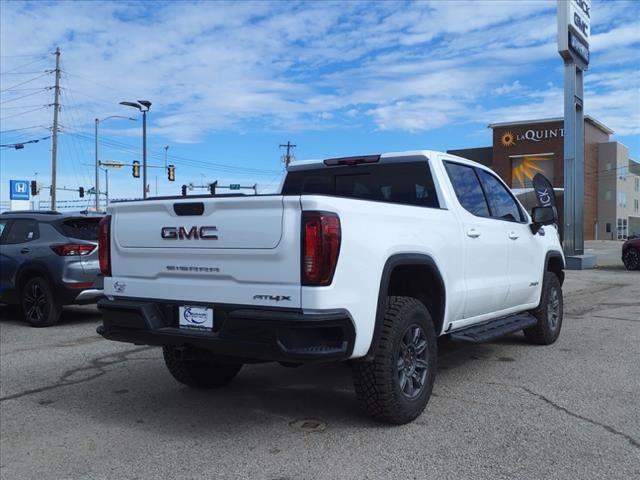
[597, 142, 640, 240]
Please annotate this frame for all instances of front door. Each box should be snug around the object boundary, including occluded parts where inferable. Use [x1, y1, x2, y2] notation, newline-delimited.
[444, 161, 510, 318]
[475, 168, 543, 309]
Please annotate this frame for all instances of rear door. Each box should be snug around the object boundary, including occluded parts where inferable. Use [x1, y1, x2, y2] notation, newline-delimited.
[0, 219, 40, 293]
[444, 162, 510, 318]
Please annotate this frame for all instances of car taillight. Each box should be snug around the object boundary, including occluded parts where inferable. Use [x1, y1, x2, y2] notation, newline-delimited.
[302, 211, 340, 286]
[50, 244, 96, 256]
[98, 215, 111, 276]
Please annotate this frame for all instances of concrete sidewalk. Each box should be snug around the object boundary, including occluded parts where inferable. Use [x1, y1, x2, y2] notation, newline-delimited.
[585, 240, 625, 268]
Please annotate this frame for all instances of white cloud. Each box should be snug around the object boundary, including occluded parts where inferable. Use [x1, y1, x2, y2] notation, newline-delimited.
[0, 0, 637, 144]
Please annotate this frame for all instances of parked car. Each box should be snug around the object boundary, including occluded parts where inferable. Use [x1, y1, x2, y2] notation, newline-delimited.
[622, 237, 640, 270]
[97, 150, 564, 424]
[0, 211, 104, 326]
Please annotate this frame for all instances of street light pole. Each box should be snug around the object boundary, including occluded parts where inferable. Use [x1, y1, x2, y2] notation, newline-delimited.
[94, 118, 99, 211]
[95, 115, 136, 211]
[142, 109, 147, 198]
[120, 100, 151, 199]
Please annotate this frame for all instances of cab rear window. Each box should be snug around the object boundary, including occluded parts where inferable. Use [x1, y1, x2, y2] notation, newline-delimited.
[59, 218, 101, 240]
[282, 162, 440, 208]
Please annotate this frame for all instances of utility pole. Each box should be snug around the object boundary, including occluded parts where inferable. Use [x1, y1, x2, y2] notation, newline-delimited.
[279, 141, 296, 167]
[50, 47, 61, 210]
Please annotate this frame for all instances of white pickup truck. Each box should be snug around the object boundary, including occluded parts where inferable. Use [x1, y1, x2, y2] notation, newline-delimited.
[97, 150, 565, 424]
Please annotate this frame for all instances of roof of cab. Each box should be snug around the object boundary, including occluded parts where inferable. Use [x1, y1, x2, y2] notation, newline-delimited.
[286, 149, 487, 172]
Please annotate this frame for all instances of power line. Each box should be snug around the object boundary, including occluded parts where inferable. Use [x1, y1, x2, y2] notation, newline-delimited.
[0, 88, 50, 105]
[60, 127, 281, 176]
[0, 105, 50, 121]
[0, 72, 50, 93]
[0, 71, 48, 76]
[0, 56, 48, 74]
[0, 125, 50, 134]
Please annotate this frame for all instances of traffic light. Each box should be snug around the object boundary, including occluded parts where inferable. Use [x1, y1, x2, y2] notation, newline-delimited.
[30, 180, 38, 196]
[181, 184, 187, 196]
[132, 160, 140, 178]
[209, 181, 217, 195]
[79, 187, 85, 198]
[167, 164, 175, 182]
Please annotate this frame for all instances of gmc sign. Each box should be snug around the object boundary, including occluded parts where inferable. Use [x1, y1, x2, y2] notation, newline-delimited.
[161, 226, 218, 240]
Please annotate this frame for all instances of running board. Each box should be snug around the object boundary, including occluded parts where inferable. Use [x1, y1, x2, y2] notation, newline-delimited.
[450, 313, 537, 343]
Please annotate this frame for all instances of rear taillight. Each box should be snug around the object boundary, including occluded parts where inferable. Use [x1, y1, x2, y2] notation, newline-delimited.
[98, 215, 111, 276]
[50, 244, 96, 256]
[302, 211, 341, 286]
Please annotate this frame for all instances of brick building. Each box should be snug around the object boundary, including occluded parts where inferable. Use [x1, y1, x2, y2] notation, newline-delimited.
[449, 116, 640, 240]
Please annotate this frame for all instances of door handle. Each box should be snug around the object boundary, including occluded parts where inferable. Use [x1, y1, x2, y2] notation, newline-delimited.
[466, 228, 481, 238]
[20, 247, 30, 254]
[508, 232, 519, 240]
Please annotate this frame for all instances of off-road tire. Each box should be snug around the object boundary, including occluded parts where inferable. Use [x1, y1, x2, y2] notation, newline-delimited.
[21, 277, 62, 327]
[622, 247, 640, 271]
[162, 346, 242, 389]
[524, 272, 563, 345]
[352, 296, 437, 424]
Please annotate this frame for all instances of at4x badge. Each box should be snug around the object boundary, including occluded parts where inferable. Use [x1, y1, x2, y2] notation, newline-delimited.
[253, 295, 291, 302]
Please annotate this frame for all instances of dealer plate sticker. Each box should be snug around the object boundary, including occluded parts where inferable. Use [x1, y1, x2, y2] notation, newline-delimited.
[179, 306, 214, 331]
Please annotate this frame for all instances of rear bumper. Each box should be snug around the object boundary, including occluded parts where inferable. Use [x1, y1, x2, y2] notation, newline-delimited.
[97, 298, 355, 363]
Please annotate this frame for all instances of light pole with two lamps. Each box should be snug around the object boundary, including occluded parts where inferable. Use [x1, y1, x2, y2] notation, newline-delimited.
[119, 100, 152, 199]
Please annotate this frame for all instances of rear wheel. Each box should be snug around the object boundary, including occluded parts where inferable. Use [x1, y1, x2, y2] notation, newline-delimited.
[622, 247, 640, 271]
[524, 272, 563, 345]
[21, 277, 61, 327]
[162, 346, 243, 389]
[352, 296, 437, 424]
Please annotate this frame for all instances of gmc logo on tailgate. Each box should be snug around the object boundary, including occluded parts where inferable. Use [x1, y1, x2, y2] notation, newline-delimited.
[161, 226, 218, 240]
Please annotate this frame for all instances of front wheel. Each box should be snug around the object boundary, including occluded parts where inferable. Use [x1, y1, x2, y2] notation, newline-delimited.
[524, 272, 563, 345]
[162, 346, 243, 389]
[622, 247, 640, 271]
[21, 277, 61, 327]
[352, 296, 437, 424]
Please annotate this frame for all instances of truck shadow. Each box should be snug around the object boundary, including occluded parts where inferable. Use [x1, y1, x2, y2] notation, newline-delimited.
[26, 334, 531, 433]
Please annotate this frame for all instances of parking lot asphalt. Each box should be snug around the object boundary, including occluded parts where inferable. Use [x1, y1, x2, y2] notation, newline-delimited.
[1, 268, 638, 480]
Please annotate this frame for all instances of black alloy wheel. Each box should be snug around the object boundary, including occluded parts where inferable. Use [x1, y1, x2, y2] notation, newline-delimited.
[21, 277, 61, 327]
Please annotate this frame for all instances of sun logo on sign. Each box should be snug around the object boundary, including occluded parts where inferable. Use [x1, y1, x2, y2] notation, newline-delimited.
[501, 131, 516, 147]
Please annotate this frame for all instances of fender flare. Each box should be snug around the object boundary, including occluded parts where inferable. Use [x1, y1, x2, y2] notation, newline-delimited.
[363, 253, 446, 361]
[544, 250, 565, 284]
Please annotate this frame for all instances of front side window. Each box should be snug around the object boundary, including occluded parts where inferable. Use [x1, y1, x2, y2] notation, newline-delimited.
[444, 162, 489, 217]
[4, 220, 39, 244]
[477, 169, 524, 222]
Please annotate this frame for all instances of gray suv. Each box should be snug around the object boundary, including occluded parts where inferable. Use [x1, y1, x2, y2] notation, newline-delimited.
[0, 211, 104, 327]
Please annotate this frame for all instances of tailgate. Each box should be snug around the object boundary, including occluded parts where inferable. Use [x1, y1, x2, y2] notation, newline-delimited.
[106, 196, 302, 307]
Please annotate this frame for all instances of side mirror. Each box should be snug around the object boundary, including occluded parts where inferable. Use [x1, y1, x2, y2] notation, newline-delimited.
[530, 206, 557, 234]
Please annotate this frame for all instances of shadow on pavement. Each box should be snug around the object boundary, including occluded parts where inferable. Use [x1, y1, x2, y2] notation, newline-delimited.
[16, 333, 534, 433]
[0, 304, 102, 326]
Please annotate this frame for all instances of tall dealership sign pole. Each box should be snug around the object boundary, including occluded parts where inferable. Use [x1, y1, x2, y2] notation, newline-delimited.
[557, 0, 594, 269]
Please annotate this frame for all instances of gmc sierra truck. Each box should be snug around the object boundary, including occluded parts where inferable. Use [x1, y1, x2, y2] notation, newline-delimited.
[97, 150, 565, 424]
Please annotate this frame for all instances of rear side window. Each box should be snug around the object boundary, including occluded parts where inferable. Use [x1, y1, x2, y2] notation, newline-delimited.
[4, 219, 39, 244]
[444, 162, 489, 217]
[282, 162, 440, 208]
[59, 218, 101, 240]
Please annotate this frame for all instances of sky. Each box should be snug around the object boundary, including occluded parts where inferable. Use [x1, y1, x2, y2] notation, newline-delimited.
[1, 0, 639, 205]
